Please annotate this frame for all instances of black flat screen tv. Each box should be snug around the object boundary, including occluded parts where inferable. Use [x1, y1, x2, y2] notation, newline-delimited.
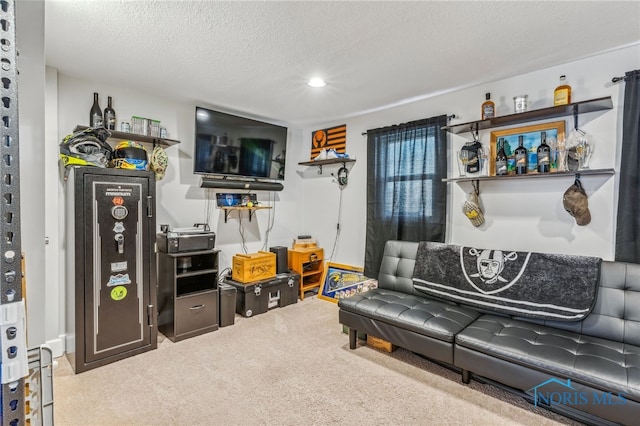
[194, 107, 288, 180]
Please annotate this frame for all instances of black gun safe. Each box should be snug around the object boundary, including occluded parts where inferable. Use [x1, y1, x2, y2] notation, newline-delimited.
[65, 167, 157, 373]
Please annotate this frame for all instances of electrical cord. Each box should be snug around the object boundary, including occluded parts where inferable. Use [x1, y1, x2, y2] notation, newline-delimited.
[203, 188, 215, 229]
[261, 192, 270, 251]
[261, 191, 277, 251]
[327, 185, 343, 262]
[238, 208, 248, 253]
[204, 189, 211, 224]
[218, 267, 232, 282]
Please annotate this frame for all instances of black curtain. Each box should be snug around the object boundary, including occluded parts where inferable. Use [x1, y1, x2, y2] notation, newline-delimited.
[615, 70, 640, 263]
[364, 115, 448, 277]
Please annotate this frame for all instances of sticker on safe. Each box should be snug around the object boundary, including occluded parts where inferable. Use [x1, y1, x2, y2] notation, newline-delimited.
[107, 273, 131, 286]
[111, 261, 128, 272]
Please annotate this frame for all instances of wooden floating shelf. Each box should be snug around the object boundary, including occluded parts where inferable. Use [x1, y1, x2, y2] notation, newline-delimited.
[442, 97, 613, 135]
[443, 168, 615, 183]
[220, 206, 272, 223]
[298, 158, 356, 174]
[74, 125, 180, 148]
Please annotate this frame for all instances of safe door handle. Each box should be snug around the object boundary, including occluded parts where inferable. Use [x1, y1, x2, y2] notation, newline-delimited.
[189, 304, 205, 310]
[115, 233, 124, 254]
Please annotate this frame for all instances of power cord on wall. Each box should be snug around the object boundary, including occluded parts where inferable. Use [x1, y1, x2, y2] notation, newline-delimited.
[238, 210, 248, 253]
[326, 185, 344, 262]
[204, 188, 215, 228]
[203, 188, 275, 256]
[261, 191, 277, 251]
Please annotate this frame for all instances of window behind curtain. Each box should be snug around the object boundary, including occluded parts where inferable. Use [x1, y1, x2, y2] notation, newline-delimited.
[364, 115, 448, 278]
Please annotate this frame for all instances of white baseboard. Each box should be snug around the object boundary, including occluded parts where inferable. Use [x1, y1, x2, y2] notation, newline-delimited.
[45, 336, 65, 358]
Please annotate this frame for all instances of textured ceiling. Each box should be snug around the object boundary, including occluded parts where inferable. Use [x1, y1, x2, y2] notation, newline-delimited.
[44, 1, 640, 127]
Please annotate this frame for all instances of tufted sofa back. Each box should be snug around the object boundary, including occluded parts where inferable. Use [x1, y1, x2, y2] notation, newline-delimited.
[377, 240, 640, 347]
[377, 240, 421, 295]
[537, 261, 640, 346]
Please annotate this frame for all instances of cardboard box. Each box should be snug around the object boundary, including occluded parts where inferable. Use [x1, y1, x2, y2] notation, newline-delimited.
[232, 251, 276, 283]
[367, 335, 397, 353]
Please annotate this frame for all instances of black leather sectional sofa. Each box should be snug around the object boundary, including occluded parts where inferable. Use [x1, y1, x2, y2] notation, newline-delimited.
[338, 240, 639, 425]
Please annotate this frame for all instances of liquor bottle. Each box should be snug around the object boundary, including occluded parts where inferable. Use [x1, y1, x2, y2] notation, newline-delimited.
[554, 75, 572, 106]
[514, 135, 528, 175]
[481, 92, 495, 120]
[536, 131, 551, 173]
[89, 92, 103, 127]
[495, 137, 508, 176]
[103, 96, 116, 130]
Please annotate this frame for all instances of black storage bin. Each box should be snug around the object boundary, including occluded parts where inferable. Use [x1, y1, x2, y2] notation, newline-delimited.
[218, 283, 237, 327]
[224, 272, 299, 318]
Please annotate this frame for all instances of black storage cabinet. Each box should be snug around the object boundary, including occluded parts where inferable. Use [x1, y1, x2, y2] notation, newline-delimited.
[224, 273, 299, 317]
[157, 249, 220, 342]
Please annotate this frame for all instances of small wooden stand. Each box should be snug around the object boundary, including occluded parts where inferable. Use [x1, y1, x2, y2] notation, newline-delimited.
[288, 245, 324, 300]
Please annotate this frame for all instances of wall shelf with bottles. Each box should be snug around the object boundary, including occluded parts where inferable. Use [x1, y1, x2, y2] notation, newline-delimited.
[73, 125, 180, 148]
[298, 158, 356, 174]
[442, 96, 613, 135]
[443, 168, 615, 183]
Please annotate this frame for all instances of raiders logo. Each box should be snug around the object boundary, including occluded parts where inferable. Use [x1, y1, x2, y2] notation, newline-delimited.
[460, 247, 532, 294]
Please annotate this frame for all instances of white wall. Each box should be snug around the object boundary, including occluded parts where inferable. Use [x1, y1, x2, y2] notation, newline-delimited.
[42, 44, 638, 356]
[54, 74, 305, 255]
[300, 44, 640, 267]
[47, 74, 306, 355]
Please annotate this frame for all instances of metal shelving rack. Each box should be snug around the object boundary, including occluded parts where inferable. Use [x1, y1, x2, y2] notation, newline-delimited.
[26, 347, 54, 425]
[1, 1, 29, 425]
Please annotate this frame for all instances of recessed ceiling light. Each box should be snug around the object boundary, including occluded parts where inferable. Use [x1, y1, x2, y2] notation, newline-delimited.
[307, 78, 326, 88]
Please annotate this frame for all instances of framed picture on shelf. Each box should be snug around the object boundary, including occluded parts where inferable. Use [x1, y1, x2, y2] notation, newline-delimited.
[318, 262, 373, 303]
[489, 121, 565, 176]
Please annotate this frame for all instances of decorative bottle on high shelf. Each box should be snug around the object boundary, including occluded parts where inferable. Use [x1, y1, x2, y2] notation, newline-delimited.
[495, 137, 508, 176]
[514, 135, 528, 175]
[553, 75, 572, 106]
[103, 96, 116, 130]
[89, 92, 103, 127]
[536, 131, 551, 173]
[481, 92, 495, 120]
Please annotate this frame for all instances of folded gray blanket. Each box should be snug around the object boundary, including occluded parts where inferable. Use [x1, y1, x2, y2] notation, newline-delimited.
[412, 242, 601, 321]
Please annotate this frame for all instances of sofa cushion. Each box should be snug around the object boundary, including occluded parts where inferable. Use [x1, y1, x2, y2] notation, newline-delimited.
[456, 315, 640, 402]
[338, 288, 480, 343]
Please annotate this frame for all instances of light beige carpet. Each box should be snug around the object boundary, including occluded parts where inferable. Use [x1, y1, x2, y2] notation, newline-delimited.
[53, 296, 579, 425]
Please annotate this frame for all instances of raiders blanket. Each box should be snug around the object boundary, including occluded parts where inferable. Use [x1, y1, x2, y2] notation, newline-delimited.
[412, 242, 601, 321]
